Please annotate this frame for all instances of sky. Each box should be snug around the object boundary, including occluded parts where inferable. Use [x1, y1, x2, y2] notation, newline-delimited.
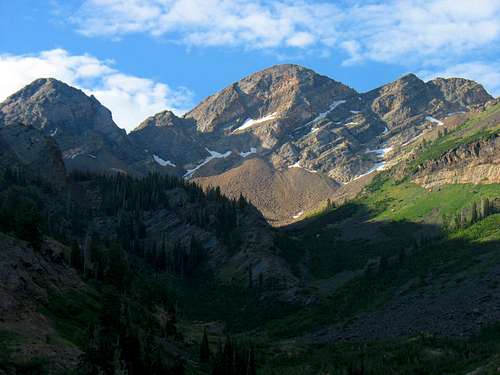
[1, 0, 499, 132]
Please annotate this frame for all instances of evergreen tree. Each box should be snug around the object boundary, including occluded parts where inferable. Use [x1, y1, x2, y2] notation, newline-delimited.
[246, 347, 256, 375]
[471, 201, 478, 223]
[200, 328, 210, 363]
[70, 241, 84, 272]
[248, 266, 253, 289]
[237, 193, 246, 210]
[107, 243, 128, 290]
[480, 198, 490, 219]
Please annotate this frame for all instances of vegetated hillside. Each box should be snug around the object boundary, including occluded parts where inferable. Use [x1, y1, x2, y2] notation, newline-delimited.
[256, 186, 500, 374]
[252, 103, 500, 374]
[0, 148, 292, 374]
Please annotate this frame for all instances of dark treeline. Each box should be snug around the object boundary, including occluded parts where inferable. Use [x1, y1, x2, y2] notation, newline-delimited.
[199, 333, 256, 375]
[0, 168, 258, 374]
[444, 197, 499, 230]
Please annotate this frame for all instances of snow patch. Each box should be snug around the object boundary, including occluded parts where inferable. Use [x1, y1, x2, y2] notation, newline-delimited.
[350, 110, 361, 114]
[292, 211, 304, 219]
[233, 112, 278, 132]
[365, 146, 393, 157]
[401, 133, 424, 147]
[63, 149, 84, 160]
[88, 154, 96, 159]
[425, 116, 444, 126]
[288, 161, 318, 173]
[153, 154, 176, 167]
[239, 147, 257, 158]
[447, 111, 466, 116]
[354, 144, 393, 180]
[353, 162, 387, 180]
[184, 148, 232, 178]
[295, 100, 346, 131]
[383, 126, 389, 134]
[50, 128, 58, 137]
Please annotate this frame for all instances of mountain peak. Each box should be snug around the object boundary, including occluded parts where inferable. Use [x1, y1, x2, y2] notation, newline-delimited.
[6, 77, 89, 102]
[0, 77, 140, 174]
[185, 64, 356, 133]
[0, 78, 113, 130]
[133, 110, 185, 131]
[252, 63, 313, 75]
[388, 73, 425, 87]
[428, 76, 493, 105]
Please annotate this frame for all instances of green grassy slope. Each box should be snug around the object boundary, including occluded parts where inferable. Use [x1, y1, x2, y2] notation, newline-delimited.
[252, 105, 500, 374]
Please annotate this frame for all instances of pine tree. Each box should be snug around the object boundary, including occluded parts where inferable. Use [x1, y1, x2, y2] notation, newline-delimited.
[238, 193, 246, 210]
[480, 198, 490, 219]
[223, 336, 234, 375]
[246, 347, 256, 375]
[107, 242, 128, 290]
[200, 328, 210, 363]
[471, 201, 478, 223]
[248, 266, 253, 289]
[70, 241, 84, 272]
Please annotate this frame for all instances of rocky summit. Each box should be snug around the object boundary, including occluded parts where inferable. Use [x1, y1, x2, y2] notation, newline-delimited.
[0, 78, 145, 175]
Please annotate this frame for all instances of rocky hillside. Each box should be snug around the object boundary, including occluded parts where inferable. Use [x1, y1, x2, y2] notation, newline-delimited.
[0, 123, 66, 186]
[194, 157, 339, 225]
[414, 134, 499, 188]
[412, 102, 500, 188]
[131, 65, 492, 224]
[1, 66, 494, 226]
[0, 234, 84, 373]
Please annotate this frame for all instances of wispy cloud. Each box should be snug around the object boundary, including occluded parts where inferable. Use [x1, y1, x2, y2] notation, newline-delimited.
[342, 0, 500, 65]
[0, 49, 193, 131]
[72, 0, 341, 49]
[68, 0, 500, 92]
[71, 0, 499, 60]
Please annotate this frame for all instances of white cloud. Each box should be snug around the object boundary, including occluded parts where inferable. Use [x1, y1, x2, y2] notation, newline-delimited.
[0, 49, 193, 132]
[70, 0, 500, 66]
[419, 62, 500, 97]
[342, 0, 500, 65]
[72, 0, 341, 49]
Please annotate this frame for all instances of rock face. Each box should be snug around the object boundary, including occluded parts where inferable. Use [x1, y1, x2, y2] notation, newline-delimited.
[129, 110, 205, 170]
[0, 123, 67, 186]
[186, 64, 356, 138]
[363, 74, 493, 135]
[414, 135, 500, 188]
[0, 78, 143, 175]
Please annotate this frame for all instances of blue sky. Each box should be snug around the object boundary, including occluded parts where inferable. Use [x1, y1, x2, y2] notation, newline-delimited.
[1, 0, 499, 131]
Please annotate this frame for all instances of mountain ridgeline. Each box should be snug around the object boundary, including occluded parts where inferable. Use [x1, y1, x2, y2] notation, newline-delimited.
[0, 64, 499, 374]
[0, 65, 494, 223]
